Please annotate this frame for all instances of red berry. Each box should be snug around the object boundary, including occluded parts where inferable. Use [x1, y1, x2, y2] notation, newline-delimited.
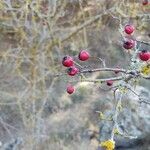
[67, 66, 79, 76]
[62, 56, 74, 67]
[106, 80, 113, 86]
[66, 85, 75, 94]
[124, 24, 134, 34]
[138, 50, 150, 61]
[142, 0, 148, 5]
[78, 50, 90, 61]
[123, 39, 135, 49]
[114, 67, 120, 74]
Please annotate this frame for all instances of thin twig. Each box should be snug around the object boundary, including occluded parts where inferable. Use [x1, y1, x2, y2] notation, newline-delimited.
[70, 76, 124, 83]
[111, 92, 123, 140]
[80, 68, 127, 74]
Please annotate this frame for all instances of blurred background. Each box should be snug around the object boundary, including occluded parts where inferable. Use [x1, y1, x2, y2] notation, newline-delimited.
[0, 0, 150, 149]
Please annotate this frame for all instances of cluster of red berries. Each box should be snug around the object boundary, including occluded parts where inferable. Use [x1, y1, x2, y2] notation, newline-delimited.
[62, 50, 120, 94]
[62, 50, 90, 94]
[123, 24, 150, 61]
[62, 23, 149, 94]
[123, 24, 135, 50]
[62, 50, 90, 76]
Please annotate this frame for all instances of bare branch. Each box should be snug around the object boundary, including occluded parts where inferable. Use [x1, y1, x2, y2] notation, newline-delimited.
[80, 68, 127, 74]
[70, 76, 124, 83]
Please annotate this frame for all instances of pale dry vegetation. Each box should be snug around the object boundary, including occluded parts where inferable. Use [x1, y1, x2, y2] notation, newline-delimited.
[0, 0, 150, 150]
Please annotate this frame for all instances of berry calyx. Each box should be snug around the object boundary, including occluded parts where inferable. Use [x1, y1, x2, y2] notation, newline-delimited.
[66, 85, 75, 94]
[142, 0, 148, 5]
[62, 56, 74, 67]
[106, 80, 113, 86]
[138, 50, 150, 61]
[123, 39, 135, 49]
[67, 66, 79, 76]
[124, 24, 134, 35]
[78, 50, 90, 61]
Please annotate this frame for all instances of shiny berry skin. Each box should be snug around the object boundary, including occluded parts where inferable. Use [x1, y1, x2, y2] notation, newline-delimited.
[67, 66, 79, 76]
[62, 56, 74, 67]
[66, 85, 75, 94]
[78, 50, 90, 61]
[142, 0, 148, 5]
[124, 24, 134, 34]
[123, 39, 135, 49]
[138, 50, 150, 61]
[106, 80, 113, 86]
